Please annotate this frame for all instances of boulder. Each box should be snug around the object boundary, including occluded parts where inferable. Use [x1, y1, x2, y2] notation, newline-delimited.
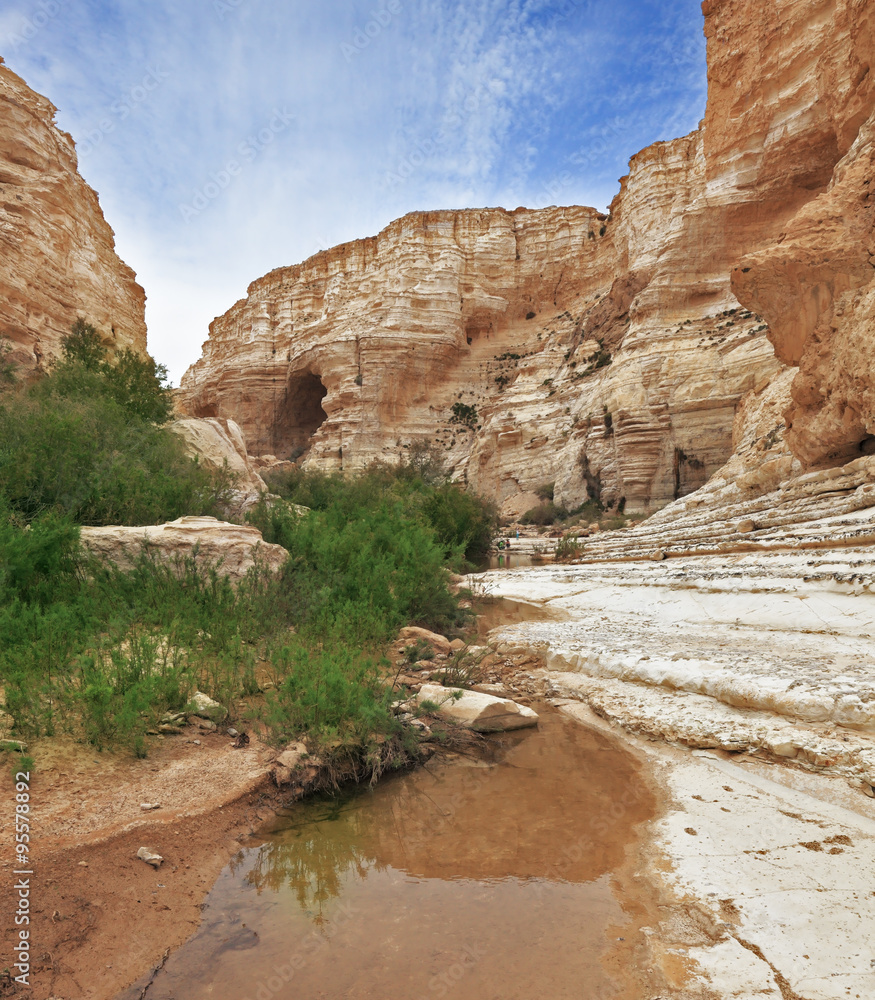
[415, 683, 539, 732]
[272, 742, 322, 787]
[136, 847, 163, 868]
[397, 627, 452, 655]
[275, 741, 309, 770]
[170, 417, 268, 517]
[79, 516, 289, 583]
[187, 691, 228, 722]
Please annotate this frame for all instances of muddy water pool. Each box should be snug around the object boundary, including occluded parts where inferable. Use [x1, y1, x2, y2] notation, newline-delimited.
[134, 707, 656, 999]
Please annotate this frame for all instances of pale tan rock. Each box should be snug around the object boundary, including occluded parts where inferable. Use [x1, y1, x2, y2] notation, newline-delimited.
[416, 683, 539, 732]
[500, 492, 542, 520]
[169, 416, 269, 517]
[734, 110, 875, 469]
[0, 59, 146, 372]
[136, 847, 163, 869]
[397, 627, 452, 656]
[79, 516, 288, 582]
[175, 0, 873, 523]
[274, 742, 309, 770]
[271, 743, 321, 787]
[187, 691, 227, 722]
[170, 417, 267, 494]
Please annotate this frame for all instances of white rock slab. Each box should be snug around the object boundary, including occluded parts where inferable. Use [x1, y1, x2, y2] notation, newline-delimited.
[416, 683, 538, 732]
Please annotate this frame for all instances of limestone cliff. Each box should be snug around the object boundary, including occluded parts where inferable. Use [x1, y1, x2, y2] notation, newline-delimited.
[730, 0, 875, 468]
[179, 0, 873, 515]
[0, 58, 146, 371]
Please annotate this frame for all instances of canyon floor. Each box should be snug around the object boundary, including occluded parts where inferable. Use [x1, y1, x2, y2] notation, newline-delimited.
[4, 553, 875, 999]
[479, 532, 875, 998]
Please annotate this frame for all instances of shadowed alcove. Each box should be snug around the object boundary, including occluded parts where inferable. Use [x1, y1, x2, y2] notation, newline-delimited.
[272, 371, 328, 460]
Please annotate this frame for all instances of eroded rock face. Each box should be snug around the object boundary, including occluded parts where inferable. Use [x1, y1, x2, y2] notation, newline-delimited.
[724, 0, 875, 470]
[0, 58, 146, 372]
[170, 417, 266, 492]
[79, 516, 288, 582]
[179, 0, 872, 514]
[734, 120, 875, 468]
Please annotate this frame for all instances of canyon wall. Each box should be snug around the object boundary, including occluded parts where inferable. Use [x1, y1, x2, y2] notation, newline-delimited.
[729, 0, 875, 469]
[179, 0, 873, 515]
[0, 57, 146, 371]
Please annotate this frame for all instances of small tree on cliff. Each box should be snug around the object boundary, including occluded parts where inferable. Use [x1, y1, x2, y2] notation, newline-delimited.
[0, 337, 15, 388]
[54, 318, 174, 424]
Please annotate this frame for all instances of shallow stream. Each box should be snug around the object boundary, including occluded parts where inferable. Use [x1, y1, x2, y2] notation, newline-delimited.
[133, 706, 656, 999]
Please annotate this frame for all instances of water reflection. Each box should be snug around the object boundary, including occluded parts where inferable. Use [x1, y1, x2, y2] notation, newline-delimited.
[242, 710, 651, 897]
[241, 798, 378, 918]
[482, 551, 539, 570]
[127, 708, 657, 1000]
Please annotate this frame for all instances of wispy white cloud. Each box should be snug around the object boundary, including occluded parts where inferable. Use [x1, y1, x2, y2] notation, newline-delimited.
[1, 0, 707, 381]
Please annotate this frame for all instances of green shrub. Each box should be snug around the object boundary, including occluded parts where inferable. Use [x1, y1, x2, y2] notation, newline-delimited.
[0, 536, 298, 750]
[449, 402, 478, 430]
[417, 483, 497, 565]
[0, 337, 15, 387]
[555, 534, 583, 561]
[0, 384, 234, 525]
[262, 645, 397, 745]
[404, 638, 434, 663]
[520, 501, 567, 526]
[56, 319, 174, 423]
[250, 496, 463, 643]
[0, 319, 228, 526]
[0, 505, 80, 604]
[263, 461, 497, 567]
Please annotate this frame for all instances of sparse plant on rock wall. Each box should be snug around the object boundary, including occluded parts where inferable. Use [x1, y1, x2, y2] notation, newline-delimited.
[449, 401, 478, 430]
[0, 337, 16, 387]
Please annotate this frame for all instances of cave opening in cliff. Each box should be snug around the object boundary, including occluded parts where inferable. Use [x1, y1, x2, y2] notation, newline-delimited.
[272, 372, 328, 461]
[465, 320, 493, 346]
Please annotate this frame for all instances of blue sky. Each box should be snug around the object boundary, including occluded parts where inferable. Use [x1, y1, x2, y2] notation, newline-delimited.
[1, 0, 707, 382]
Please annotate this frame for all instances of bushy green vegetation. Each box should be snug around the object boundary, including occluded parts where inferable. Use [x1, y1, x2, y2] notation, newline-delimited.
[259, 446, 498, 569]
[0, 510, 298, 754]
[449, 401, 479, 430]
[0, 322, 234, 525]
[0, 335, 493, 764]
[520, 497, 605, 528]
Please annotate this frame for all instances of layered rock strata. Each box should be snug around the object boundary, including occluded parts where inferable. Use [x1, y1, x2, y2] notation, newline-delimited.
[179, 0, 873, 515]
[726, 0, 875, 469]
[0, 58, 146, 371]
[179, 177, 779, 517]
[483, 529, 875, 790]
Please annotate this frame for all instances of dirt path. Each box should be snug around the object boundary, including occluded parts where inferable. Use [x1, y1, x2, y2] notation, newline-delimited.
[0, 729, 278, 1000]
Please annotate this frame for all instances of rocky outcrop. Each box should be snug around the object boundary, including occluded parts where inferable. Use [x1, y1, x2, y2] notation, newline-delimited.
[79, 516, 288, 582]
[724, 0, 875, 470]
[733, 113, 875, 465]
[179, 0, 873, 517]
[178, 189, 779, 516]
[170, 417, 268, 517]
[0, 58, 146, 372]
